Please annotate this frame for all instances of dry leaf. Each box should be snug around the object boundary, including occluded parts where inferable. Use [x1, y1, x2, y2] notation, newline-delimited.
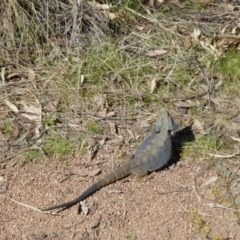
[126, 129, 135, 140]
[27, 69, 35, 81]
[34, 127, 42, 144]
[136, 26, 144, 31]
[68, 116, 81, 125]
[234, 193, 240, 205]
[207, 153, 236, 158]
[214, 34, 240, 52]
[106, 111, 115, 117]
[19, 98, 42, 144]
[199, 0, 214, 3]
[108, 122, 116, 135]
[94, 95, 106, 109]
[116, 74, 122, 84]
[184, 35, 191, 49]
[231, 136, 240, 142]
[91, 2, 110, 10]
[191, 28, 221, 58]
[0, 108, 8, 119]
[99, 139, 105, 146]
[202, 176, 218, 187]
[231, 122, 240, 131]
[150, 78, 157, 93]
[109, 13, 117, 20]
[1, 67, 5, 82]
[0, 176, 4, 182]
[12, 130, 30, 145]
[191, 28, 201, 40]
[170, 25, 177, 32]
[80, 74, 85, 85]
[139, 120, 151, 128]
[192, 119, 206, 134]
[13, 122, 19, 138]
[6, 72, 21, 79]
[170, 0, 185, 8]
[226, 4, 235, 11]
[4, 99, 19, 114]
[98, 109, 107, 118]
[80, 201, 89, 216]
[174, 101, 197, 108]
[145, 49, 167, 57]
[148, 0, 154, 7]
[214, 80, 223, 90]
[44, 100, 58, 112]
[98, 4, 109, 10]
[0, 131, 7, 142]
[198, 97, 208, 109]
[20, 101, 42, 126]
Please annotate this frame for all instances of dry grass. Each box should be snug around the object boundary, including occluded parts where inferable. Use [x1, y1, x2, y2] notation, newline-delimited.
[1, 1, 240, 237]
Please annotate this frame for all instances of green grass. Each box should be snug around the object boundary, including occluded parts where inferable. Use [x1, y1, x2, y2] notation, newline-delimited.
[1, 119, 14, 137]
[44, 113, 57, 126]
[213, 49, 240, 99]
[42, 134, 72, 159]
[124, 228, 138, 240]
[1, 0, 240, 236]
[175, 67, 193, 86]
[80, 42, 158, 88]
[24, 149, 42, 162]
[183, 134, 217, 158]
[195, 134, 219, 150]
[182, 133, 234, 162]
[103, 0, 143, 10]
[188, 210, 210, 233]
[218, 50, 240, 81]
[87, 121, 103, 134]
[44, 38, 171, 112]
[183, 0, 202, 11]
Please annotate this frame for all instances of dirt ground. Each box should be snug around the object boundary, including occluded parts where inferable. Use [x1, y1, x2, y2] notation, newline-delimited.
[1, 136, 240, 240]
[1, 1, 240, 240]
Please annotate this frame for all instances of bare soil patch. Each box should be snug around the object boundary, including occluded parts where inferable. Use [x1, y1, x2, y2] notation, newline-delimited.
[1, 1, 240, 240]
[1, 140, 240, 239]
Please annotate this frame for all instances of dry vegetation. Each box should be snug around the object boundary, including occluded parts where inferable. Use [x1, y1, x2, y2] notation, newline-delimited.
[1, 0, 240, 239]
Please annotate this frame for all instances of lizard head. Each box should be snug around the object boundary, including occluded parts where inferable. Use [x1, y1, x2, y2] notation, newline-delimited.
[154, 107, 177, 133]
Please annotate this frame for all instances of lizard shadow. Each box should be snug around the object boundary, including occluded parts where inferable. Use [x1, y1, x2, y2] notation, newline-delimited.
[164, 125, 195, 169]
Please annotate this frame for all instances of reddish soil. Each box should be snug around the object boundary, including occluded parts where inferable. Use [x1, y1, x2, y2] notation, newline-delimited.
[1, 144, 240, 240]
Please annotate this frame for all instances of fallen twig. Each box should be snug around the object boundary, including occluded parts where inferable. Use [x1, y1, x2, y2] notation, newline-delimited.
[0, 194, 58, 215]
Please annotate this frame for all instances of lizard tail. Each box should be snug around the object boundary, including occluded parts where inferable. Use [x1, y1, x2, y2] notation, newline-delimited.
[42, 163, 132, 212]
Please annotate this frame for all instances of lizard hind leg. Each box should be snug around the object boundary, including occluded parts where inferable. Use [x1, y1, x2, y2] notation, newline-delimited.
[124, 153, 134, 163]
[131, 166, 148, 178]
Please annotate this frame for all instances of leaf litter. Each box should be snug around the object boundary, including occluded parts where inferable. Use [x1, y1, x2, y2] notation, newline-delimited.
[1, 1, 240, 239]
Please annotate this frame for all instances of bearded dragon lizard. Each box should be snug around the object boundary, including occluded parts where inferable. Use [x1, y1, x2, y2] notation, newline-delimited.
[42, 107, 177, 212]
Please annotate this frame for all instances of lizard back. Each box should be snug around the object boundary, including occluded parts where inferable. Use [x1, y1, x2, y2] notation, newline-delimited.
[134, 107, 176, 171]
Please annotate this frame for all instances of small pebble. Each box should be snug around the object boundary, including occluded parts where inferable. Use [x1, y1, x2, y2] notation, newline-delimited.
[0, 185, 7, 194]
[89, 219, 100, 229]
